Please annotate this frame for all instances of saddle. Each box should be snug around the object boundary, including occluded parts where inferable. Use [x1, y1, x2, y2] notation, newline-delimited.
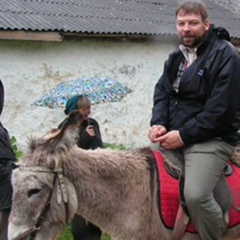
[163, 149, 233, 212]
[163, 149, 233, 179]
[154, 149, 240, 240]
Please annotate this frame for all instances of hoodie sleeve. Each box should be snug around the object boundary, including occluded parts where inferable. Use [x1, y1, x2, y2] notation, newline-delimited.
[0, 80, 17, 163]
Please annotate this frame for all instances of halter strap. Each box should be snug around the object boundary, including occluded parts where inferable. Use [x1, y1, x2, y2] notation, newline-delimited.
[18, 165, 69, 238]
[19, 166, 68, 203]
[19, 166, 62, 173]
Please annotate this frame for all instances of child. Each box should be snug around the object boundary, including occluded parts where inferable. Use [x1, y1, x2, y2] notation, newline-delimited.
[58, 94, 103, 240]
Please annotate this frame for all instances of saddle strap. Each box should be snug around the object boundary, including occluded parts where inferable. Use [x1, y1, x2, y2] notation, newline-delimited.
[172, 204, 190, 240]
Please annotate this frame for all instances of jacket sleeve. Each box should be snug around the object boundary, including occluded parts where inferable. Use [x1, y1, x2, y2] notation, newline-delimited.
[0, 123, 17, 162]
[91, 119, 103, 148]
[78, 119, 103, 150]
[79, 130, 96, 149]
[179, 43, 240, 145]
[150, 60, 170, 128]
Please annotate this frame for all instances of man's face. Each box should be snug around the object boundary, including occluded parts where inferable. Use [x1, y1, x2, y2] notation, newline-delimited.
[176, 10, 210, 48]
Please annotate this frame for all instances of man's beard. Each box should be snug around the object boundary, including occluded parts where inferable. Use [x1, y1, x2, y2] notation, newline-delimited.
[180, 35, 204, 48]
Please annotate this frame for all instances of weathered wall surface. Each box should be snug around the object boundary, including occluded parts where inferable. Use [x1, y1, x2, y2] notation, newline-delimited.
[0, 36, 177, 152]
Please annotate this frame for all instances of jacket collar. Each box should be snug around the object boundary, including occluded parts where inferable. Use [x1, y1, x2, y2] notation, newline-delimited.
[196, 27, 213, 56]
[196, 24, 230, 55]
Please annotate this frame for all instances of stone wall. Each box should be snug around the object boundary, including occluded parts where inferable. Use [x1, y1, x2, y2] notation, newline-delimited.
[0, 36, 177, 152]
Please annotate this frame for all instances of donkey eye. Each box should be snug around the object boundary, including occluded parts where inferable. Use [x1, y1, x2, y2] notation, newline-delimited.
[28, 189, 41, 197]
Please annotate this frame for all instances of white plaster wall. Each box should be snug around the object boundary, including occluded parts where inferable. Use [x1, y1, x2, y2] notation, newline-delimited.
[0, 36, 177, 152]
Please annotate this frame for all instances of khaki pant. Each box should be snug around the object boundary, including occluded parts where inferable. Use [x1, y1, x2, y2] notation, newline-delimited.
[0, 208, 10, 240]
[183, 138, 234, 240]
[151, 138, 234, 240]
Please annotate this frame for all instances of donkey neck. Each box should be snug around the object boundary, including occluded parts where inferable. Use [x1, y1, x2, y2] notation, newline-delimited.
[62, 147, 151, 233]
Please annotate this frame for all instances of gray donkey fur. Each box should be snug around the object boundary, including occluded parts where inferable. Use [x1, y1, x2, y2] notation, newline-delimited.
[8, 111, 240, 240]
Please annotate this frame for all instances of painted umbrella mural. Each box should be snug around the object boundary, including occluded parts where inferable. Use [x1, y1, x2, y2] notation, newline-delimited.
[32, 77, 132, 109]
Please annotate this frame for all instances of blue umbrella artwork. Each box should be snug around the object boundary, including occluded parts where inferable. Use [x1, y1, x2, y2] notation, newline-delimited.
[32, 77, 132, 109]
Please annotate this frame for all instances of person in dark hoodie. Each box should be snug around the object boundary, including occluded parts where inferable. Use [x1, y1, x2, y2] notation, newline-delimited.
[0, 80, 17, 240]
[58, 94, 103, 240]
[148, 1, 240, 239]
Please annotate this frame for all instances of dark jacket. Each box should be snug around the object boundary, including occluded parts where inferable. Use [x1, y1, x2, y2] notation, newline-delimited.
[77, 118, 103, 150]
[0, 80, 17, 210]
[151, 26, 240, 146]
[58, 117, 103, 150]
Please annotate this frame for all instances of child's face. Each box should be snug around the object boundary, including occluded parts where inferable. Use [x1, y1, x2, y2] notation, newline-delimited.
[79, 107, 91, 120]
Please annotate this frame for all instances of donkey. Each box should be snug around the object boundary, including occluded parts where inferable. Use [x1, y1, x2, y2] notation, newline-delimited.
[8, 111, 240, 240]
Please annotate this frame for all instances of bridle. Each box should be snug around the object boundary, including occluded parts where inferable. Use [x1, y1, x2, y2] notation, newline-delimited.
[16, 166, 69, 240]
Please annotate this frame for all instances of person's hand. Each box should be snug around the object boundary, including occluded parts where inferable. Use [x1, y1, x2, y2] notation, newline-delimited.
[148, 125, 167, 143]
[86, 125, 95, 137]
[158, 130, 184, 149]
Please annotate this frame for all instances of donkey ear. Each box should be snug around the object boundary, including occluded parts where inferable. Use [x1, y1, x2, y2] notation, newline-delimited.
[40, 110, 83, 154]
[52, 110, 84, 150]
[64, 110, 84, 129]
[60, 110, 83, 142]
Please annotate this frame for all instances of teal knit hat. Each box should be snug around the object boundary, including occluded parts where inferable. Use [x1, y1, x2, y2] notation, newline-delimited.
[64, 95, 81, 115]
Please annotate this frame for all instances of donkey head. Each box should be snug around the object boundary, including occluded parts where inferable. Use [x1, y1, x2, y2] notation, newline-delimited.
[8, 111, 84, 240]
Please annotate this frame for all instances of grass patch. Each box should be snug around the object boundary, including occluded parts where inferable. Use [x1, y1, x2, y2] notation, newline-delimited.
[58, 224, 73, 240]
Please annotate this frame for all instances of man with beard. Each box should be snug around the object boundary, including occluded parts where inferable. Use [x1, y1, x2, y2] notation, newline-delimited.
[148, 0, 240, 239]
[0, 79, 17, 240]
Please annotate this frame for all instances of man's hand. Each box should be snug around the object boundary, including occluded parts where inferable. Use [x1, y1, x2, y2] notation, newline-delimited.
[148, 125, 167, 143]
[158, 130, 184, 149]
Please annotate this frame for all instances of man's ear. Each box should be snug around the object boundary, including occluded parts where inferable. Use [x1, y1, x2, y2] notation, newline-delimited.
[205, 19, 210, 31]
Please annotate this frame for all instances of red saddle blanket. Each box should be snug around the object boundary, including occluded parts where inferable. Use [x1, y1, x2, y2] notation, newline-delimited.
[154, 150, 240, 233]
